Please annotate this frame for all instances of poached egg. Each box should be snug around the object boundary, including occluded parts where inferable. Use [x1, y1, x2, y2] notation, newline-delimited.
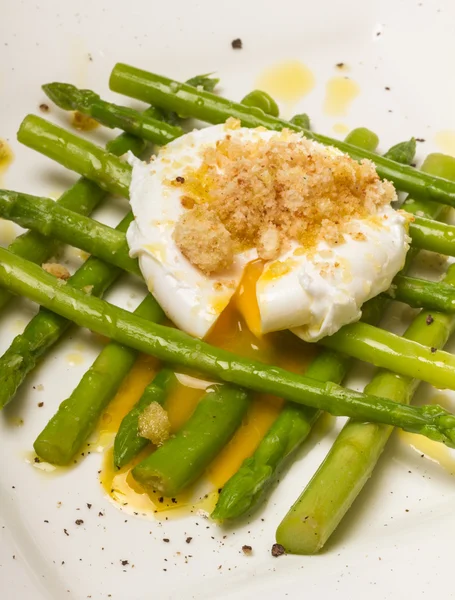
[127, 123, 410, 342]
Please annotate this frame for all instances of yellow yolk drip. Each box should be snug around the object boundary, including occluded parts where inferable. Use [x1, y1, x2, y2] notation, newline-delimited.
[233, 259, 264, 339]
[100, 263, 317, 517]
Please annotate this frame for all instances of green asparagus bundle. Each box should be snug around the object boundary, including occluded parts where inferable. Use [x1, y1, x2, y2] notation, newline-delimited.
[0, 127, 145, 313]
[33, 82, 281, 466]
[275, 156, 455, 555]
[1, 247, 455, 448]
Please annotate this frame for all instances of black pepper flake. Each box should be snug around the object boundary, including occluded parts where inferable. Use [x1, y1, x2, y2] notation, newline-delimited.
[44, 520, 49, 523]
[158, 497, 164, 503]
[98, 512, 104, 517]
[39, 103, 49, 112]
[416, 138, 426, 142]
[218, 488, 222, 494]
[34, 457, 41, 463]
[231, 38, 242, 49]
[63, 529, 69, 536]
[271, 543, 286, 557]
[163, 538, 170, 543]
[86, 503, 92, 509]
[426, 315, 434, 325]
[175, 176, 185, 184]
[431, 347, 437, 353]
[336, 62, 345, 68]
[186, 537, 192, 544]
[385, 86, 391, 90]
[171, 498, 177, 504]
[38, 402, 44, 407]
[121, 560, 129, 566]
[75, 519, 84, 525]
[242, 545, 253, 555]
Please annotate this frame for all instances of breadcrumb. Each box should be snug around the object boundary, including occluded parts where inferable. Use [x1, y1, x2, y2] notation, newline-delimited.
[138, 402, 171, 446]
[171, 122, 397, 273]
[42, 263, 71, 280]
[173, 206, 234, 275]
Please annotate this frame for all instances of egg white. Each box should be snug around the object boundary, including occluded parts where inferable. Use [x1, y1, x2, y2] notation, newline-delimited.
[127, 123, 410, 341]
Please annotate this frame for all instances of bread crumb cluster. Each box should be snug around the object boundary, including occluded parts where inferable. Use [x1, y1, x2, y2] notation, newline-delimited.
[42, 263, 71, 280]
[171, 120, 397, 275]
[138, 402, 171, 446]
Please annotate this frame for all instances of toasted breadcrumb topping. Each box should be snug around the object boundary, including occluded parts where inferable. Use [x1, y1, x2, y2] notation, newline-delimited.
[42, 263, 71, 280]
[171, 120, 396, 274]
[138, 402, 171, 446]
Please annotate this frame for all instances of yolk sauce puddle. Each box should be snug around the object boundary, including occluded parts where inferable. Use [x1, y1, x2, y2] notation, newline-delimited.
[100, 262, 317, 517]
[70, 111, 100, 131]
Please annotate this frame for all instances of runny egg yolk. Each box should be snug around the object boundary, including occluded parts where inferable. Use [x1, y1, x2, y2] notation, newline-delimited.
[100, 263, 317, 516]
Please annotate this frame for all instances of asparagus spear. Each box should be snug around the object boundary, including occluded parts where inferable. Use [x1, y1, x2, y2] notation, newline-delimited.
[1, 248, 455, 445]
[43, 83, 184, 145]
[276, 153, 455, 554]
[15, 117, 455, 259]
[212, 136, 417, 521]
[109, 64, 455, 207]
[33, 294, 164, 465]
[2, 188, 455, 314]
[0, 129, 144, 313]
[132, 385, 250, 496]
[112, 369, 177, 469]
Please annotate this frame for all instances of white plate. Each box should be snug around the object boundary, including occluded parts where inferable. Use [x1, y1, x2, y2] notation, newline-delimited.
[2, 0, 455, 598]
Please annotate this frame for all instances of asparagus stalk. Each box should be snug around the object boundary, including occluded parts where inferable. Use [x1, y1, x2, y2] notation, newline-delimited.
[212, 136, 419, 521]
[109, 64, 455, 207]
[112, 369, 177, 469]
[33, 294, 164, 465]
[2, 188, 455, 314]
[0, 128, 144, 312]
[275, 153, 455, 554]
[1, 248, 455, 445]
[16, 117, 455, 260]
[132, 385, 250, 496]
[43, 83, 184, 145]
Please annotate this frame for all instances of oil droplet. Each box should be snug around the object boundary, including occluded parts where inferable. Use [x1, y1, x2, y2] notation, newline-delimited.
[332, 123, 349, 135]
[434, 130, 455, 157]
[65, 351, 85, 366]
[323, 76, 360, 117]
[256, 60, 315, 106]
[70, 111, 99, 132]
[0, 139, 13, 186]
[400, 430, 455, 474]
[0, 219, 17, 246]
